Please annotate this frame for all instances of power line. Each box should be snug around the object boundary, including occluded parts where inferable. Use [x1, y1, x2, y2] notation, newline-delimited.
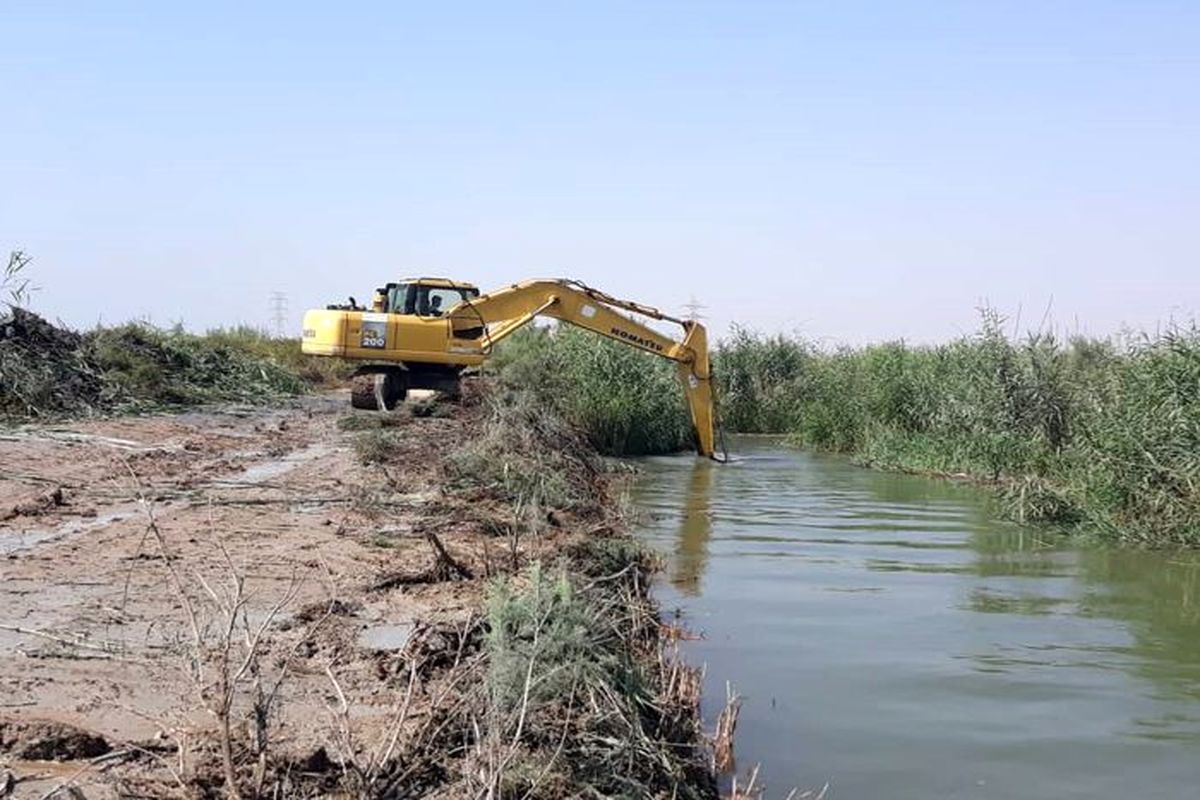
[682, 294, 706, 322]
[268, 291, 289, 338]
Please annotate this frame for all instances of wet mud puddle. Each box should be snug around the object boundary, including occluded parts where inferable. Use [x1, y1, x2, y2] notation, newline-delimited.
[634, 438, 1200, 800]
[0, 509, 137, 556]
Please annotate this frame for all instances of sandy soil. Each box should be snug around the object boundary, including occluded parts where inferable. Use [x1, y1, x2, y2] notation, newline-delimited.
[0, 392, 547, 798]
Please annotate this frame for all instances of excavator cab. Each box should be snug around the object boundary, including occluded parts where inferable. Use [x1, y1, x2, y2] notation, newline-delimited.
[303, 277, 486, 410]
[378, 280, 481, 317]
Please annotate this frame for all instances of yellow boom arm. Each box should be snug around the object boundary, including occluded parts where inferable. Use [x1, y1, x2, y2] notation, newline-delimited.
[448, 279, 718, 459]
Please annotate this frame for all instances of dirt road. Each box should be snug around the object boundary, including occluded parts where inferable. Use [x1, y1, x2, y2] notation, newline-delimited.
[0, 393, 517, 797]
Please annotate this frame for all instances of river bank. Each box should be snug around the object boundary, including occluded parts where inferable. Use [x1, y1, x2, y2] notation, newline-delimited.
[0, 383, 719, 798]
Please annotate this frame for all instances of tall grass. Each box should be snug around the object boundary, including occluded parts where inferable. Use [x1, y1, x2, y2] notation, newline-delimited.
[201, 325, 350, 386]
[714, 316, 1200, 547]
[490, 326, 693, 456]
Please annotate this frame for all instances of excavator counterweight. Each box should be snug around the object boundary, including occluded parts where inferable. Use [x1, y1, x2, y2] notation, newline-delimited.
[301, 278, 720, 459]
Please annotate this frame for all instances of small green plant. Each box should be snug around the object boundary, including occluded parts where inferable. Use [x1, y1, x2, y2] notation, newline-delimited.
[409, 395, 453, 418]
[477, 560, 713, 798]
[484, 563, 615, 713]
[353, 429, 400, 464]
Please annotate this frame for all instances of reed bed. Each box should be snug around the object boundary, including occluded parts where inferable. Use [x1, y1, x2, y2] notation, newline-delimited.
[714, 314, 1200, 547]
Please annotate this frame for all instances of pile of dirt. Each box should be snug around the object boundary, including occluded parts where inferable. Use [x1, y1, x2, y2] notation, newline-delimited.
[0, 307, 306, 419]
[0, 308, 105, 417]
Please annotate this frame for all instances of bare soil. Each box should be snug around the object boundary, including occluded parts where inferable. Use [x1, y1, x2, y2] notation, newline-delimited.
[0, 391, 585, 798]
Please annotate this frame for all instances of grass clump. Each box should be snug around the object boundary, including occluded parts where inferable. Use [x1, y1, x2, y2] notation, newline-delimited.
[353, 429, 401, 464]
[477, 561, 715, 799]
[409, 394, 454, 418]
[444, 387, 607, 515]
[336, 411, 409, 431]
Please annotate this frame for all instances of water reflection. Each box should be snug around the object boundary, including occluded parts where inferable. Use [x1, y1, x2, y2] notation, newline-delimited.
[1076, 549, 1200, 708]
[634, 438, 1200, 800]
[669, 459, 715, 595]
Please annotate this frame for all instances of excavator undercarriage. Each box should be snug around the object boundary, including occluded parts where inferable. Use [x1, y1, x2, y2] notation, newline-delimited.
[347, 363, 463, 410]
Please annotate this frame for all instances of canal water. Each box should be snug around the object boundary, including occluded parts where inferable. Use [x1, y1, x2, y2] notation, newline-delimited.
[632, 438, 1200, 800]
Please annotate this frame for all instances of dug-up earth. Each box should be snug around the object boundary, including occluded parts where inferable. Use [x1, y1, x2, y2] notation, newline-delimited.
[0, 388, 608, 798]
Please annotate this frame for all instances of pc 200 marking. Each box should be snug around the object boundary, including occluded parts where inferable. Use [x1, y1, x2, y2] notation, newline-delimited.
[360, 313, 388, 349]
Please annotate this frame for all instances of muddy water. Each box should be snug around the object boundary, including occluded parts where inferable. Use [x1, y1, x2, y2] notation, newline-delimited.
[633, 438, 1200, 799]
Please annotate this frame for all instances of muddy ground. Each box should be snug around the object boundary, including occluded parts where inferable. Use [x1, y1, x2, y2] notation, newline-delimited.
[0, 390, 617, 798]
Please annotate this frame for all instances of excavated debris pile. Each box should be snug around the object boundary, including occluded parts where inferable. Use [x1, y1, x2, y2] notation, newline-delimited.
[0, 307, 306, 418]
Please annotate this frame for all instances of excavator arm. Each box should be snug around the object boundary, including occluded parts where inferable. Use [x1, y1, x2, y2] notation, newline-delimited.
[447, 279, 720, 459]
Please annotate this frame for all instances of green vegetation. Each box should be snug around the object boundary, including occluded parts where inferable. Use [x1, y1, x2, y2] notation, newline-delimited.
[87, 323, 309, 407]
[0, 308, 310, 418]
[336, 410, 410, 431]
[438, 383, 713, 797]
[480, 559, 714, 798]
[490, 326, 693, 456]
[353, 428, 402, 464]
[199, 325, 350, 387]
[444, 386, 609, 514]
[715, 316, 1200, 547]
[490, 316, 1200, 546]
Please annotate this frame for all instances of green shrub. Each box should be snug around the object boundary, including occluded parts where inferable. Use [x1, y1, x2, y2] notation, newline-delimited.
[480, 560, 713, 799]
[485, 563, 623, 713]
[491, 326, 693, 456]
[444, 387, 604, 513]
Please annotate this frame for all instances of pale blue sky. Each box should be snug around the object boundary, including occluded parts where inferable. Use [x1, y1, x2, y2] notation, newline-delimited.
[3, 1, 1197, 343]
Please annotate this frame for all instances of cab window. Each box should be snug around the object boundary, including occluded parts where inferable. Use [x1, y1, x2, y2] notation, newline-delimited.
[419, 288, 463, 317]
[386, 283, 411, 314]
[386, 283, 479, 317]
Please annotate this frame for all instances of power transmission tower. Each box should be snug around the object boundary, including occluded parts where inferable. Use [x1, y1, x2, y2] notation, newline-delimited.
[682, 294, 706, 322]
[268, 291, 289, 338]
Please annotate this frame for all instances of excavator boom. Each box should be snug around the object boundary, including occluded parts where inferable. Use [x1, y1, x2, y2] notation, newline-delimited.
[448, 280, 717, 458]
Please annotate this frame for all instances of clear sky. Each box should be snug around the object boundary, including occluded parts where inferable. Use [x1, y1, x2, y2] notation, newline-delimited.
[3, 1, 1197, 343]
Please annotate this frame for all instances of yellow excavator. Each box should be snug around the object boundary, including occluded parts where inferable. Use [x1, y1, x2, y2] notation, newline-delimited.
[301, 277, 719, 458]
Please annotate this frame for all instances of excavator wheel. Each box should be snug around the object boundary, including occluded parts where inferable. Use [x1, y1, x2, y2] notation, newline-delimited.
[350, 371, 407, 411]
